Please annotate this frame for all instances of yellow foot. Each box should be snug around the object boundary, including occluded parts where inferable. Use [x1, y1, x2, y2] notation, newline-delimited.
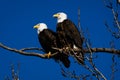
[45, 52, 51, 58]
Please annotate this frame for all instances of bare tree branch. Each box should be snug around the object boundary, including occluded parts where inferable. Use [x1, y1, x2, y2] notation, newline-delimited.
[0, 42, 120, 60]
[0, 43, 57, 59]
[84, 48, 120, 55]
[0, 41, 120, 80]
[20, 47, 44, 52]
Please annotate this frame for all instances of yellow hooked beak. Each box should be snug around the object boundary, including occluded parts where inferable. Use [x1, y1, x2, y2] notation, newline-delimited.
[33, 25, 39, 29]
[53, 13, 59, 18]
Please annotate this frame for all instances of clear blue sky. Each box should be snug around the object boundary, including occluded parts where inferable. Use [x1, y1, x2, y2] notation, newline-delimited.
[0, 0, 120, 80]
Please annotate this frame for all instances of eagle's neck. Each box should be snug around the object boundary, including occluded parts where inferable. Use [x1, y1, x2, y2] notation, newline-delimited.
[37, 26, 47, 34]
[57, 17, 67, 23]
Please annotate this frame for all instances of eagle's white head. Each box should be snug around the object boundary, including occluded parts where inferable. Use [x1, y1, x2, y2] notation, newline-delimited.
[53, 12, 67, 23]
[34, 23, 47, 34]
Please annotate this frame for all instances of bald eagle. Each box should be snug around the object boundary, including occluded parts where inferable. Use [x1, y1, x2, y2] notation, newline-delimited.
[34, 23, 70, 68]
[53, 12, 84, 64]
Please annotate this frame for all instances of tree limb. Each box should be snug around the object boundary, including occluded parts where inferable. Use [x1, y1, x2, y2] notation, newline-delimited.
[84, 48, 120, 55]
[20, 47, 44, 52]
[0, 43, 57, 59]
[0, 42, 120, 60]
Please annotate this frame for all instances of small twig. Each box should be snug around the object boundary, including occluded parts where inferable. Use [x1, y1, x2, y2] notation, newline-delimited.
[111, 7, 120, 30]
[105, 22, 120, 38]
[61, 70, 81, 80]
[78, 8, 84, 37]
[61, 67, 90, 80]
[103, 0, 120, 38]
[90, 61, 107, 80]
[85, 40, 107, 80]
[11, 64, 19, 80]
[86, 40, 93, 62]
[111, 55, 115, 80]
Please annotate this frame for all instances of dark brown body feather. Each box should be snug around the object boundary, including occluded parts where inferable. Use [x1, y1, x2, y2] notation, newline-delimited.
[38, 29, 70, 68]
[56, 19, 84, 64]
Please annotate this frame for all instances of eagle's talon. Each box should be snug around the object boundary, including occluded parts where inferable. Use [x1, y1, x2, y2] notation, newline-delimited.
[45, 52, 51, 58]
